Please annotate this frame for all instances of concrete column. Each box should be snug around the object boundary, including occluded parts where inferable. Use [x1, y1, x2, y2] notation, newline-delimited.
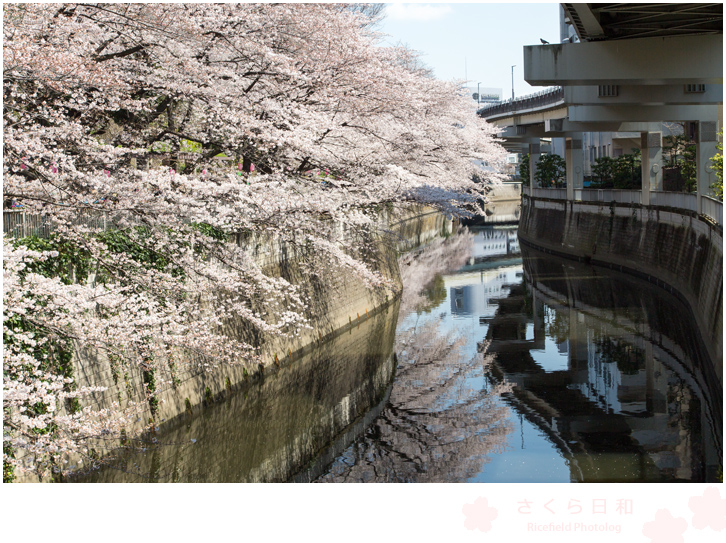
[565, 136, 583, 200]
[695, 121, 719, 214]
[529, 142, 540, 193]
[532, 291, 545, 350]
[640, 128, 663, 206]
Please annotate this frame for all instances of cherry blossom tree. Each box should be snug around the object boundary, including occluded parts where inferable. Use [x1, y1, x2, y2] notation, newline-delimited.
[3, 3, 506, 480]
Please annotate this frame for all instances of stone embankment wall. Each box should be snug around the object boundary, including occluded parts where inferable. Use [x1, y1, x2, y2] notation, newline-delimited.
[78, 301, 400, 482]
[518, 195, 723, 386]
[487, 183, 521, 202]
[69, 206, 451, 452]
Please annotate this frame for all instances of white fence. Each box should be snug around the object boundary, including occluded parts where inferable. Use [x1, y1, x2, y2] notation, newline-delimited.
[531, 188, 567, 200]
[702, 196, 723, 225]
[650, 191, 698, 212]
[3, 209, 121, 239]
[527, 188, 722, 226]
[576, 189, 642, 205]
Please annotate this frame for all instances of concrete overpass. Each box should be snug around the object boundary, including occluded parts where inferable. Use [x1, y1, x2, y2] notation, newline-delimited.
[480, 3, 723, 218]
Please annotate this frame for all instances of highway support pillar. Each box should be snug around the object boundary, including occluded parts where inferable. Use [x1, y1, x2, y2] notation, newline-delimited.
[695, 121, 719, 215]
[565, 136, 583, 201]
[640, 128, 663, 207]
[529, 142, 540, 195]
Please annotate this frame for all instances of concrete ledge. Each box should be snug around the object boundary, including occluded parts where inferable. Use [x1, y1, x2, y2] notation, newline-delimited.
[519, 195, 722, 391]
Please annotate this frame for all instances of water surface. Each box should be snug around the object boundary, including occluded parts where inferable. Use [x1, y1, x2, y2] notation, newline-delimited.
[77, 225, 722, 482]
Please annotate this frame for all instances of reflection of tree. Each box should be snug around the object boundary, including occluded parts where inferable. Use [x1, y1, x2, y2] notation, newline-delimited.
[595, 337, 645, 375]
[397, 227, 473, 316]
[545, 306, 569, 344]
[418, 274, 446, 314]
[317, 321, 513, 482]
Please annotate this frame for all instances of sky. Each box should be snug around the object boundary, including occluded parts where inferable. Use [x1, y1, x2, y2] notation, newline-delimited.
[378, 2, 562, 99]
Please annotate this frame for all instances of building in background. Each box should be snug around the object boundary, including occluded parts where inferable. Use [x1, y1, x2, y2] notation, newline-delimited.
[466, 86, 502, 107]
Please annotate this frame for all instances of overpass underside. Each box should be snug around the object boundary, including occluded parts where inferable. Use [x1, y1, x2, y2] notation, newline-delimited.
[480, 5, 723, 217]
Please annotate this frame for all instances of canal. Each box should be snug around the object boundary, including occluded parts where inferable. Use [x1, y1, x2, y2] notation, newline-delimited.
[76, 223, 722, 483]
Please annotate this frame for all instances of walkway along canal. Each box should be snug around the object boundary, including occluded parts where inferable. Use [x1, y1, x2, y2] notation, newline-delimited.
[75, 215, 722, 482]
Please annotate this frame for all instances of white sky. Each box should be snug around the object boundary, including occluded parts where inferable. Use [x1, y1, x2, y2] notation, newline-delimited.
[379, 2, 562, 98]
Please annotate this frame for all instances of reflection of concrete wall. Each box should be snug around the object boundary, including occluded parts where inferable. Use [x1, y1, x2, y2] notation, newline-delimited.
[472, 228, 519, 258]
[449, 269, 519, 317]
[523, 247, 721, 480]
[519, 196, 722, 387]
[388, 205, 455, 253]
[18, 207, 447, 481]
[77, 303, 399, 482]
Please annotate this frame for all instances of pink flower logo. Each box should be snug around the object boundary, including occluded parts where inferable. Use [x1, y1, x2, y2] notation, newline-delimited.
[643, 509, 688, 543]
[689, 486, 726, 531]
[462, 497, 498, 532]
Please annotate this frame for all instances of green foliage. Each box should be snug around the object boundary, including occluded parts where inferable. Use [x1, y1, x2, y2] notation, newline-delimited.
[14, 235, 92, 285]
[710, 133, 723, 201]
[663, 135, 697, 192]
[519, 153, 530, 186]
[596, 338, 644, 375]
[417, 274, 446, 314]
[3, 297, 78, 478]
[590, 157, 616, 188]
[96, 227, 186, 279]
[190, 222, 228, 242]
[534, 154, 566, 188]
[588, 151, 643, 190]
[97, 228, 167, 270]
[180, 139, 202, 153]
[612, 150, 642, 189]
[142, 369, 159, 416]
[3, 429, 16, 483]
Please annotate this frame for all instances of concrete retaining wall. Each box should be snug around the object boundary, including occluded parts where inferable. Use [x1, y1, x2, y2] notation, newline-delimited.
[52, 207, 449, 465]
[518, 195, 723, 386]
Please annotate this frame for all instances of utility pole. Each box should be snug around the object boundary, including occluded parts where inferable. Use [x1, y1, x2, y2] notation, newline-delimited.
[477, 82, 481, 107]
[511, 65, 516, 101]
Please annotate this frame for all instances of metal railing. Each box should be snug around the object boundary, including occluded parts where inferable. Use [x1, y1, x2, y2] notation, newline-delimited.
[526, 188, 723, 226]
[4, 210, 53, 238]
[3, 209, 121, 239]
[478, 87, 564, 118]
[650, 191, 697, 212]
[702, 196, 723, 225]
[576, 189, 642, 205]
[531, 187, 567, 200]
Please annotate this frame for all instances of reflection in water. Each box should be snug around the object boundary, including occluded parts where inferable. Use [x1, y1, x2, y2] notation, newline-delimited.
[75, 224, 721, 483]
[74, 303, 400, 482]
[317, 321, 513, 482]
[318, 228, 518, 482]
[318, 227, 721, 482]
[505, 248, 722, 482]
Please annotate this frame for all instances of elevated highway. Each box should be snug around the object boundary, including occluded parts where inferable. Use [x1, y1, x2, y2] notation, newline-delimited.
[479, 3, 723, 219]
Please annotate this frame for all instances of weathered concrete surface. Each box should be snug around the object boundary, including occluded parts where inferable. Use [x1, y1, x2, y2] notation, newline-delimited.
[18, 206, 447, 482]
[16, 206, 449, 482]
[518, 195, 723, 389]
[522, 246, 722, 476]
[75, 300, 399, 483]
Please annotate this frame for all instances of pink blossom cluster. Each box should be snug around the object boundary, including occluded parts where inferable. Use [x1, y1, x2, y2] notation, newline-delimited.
[3, 3, 506, 479]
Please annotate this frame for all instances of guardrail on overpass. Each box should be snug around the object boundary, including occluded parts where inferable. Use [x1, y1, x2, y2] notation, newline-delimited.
[527, 188, 722, 226]
[477, 87, 564, 118]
